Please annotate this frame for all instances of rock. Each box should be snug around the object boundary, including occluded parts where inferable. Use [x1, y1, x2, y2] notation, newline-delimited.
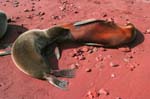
[98, 88, 109, 96]
[86, 90, 99, 99]
[85, 68, 92, 72]
[145, 29, 150, 34]
[110, 62, 119, 67]
[115, 97, 122, 99]
[95, 56, 103, 61]
[51, 15, 60, 20]
[78, 55, 85, 60]
[111, 73, 116, 78]
[118, 47, 131, 52]
[123, 58, 130, 62]
[24, 9, 30, 12]
[81, 46, 89, 52]
[70, 63, 79, 69]
[99, 47, 107, 51]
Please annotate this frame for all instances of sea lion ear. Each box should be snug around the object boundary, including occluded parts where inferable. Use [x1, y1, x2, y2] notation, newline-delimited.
[43, 73, 68, 90]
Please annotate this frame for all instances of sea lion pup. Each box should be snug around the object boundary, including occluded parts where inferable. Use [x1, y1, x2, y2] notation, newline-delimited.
[11, 26, 75, 90]
[60, 19, 137, 47]
[0, 10, 7, 39]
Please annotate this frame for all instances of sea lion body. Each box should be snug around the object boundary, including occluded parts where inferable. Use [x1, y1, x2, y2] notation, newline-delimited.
[11, 27, 74, 89]
[61, 19, 136, 47]
[0, 11, 7, 39]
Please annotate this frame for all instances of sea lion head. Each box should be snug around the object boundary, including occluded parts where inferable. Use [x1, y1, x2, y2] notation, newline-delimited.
[45, 26, 71, 42]
[124, 23, 137, 44]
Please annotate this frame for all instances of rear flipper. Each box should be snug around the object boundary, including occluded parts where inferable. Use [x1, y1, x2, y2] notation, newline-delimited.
[44, 73, 68, 90]
[51, 69, 76, 78]
[0, 50, 11, 56]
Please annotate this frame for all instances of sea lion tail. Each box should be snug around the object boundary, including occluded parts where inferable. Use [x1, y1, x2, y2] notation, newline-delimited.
[51, 68, 76, 78]
[43, 73, 68, 90]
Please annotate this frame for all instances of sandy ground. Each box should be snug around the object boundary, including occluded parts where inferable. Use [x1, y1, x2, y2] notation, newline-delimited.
[0, 0, 150, 99]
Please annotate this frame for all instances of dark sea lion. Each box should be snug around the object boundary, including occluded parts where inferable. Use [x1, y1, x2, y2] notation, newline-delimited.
[0, 10, 7, 39]
[60, 19, 137, 47]
[11, 27, 75, 90]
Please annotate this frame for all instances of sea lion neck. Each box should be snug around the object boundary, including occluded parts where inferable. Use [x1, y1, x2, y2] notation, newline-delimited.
[45, 26, 72, 41]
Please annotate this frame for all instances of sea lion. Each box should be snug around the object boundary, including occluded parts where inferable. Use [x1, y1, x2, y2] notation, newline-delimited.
[0, 10, 7, 39]
[60, 19, 137, 47]
[11, 26, 75, 90]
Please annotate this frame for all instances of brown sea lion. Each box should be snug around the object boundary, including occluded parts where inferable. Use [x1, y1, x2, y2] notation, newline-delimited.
[60, 19, 137, 47]
[11, 26, 75, 90]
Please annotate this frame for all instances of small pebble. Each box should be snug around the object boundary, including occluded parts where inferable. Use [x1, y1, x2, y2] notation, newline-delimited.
[111, 73, 116, 78]
[103, 14, 107, 17]
[70, 63, 79, 69]
[99, 47, 106, 51]
[51, 15, 60, 20]
[123, 58, 130, 62]
[78, 55, 85, 60]
[118, 47, 131, 52]
[74, 11, 79, 14]
[85, 68, 92, 72]
[115, 97, 122, 99]
[86, 90, 99, 99]
[98, 88, 109, 96]
[87, 49, 93, 54]
[129, 64, 136, 71]
[107, 55, 112, 58]
[93, 47, 98, 52]
[59, 6, 66, 11]
[95, 56, 103, 61]
[145, 29, 150, 34]
[110, 62, 119, 67]
[82, 46, 89, 52]
[24, 9, 30, 12]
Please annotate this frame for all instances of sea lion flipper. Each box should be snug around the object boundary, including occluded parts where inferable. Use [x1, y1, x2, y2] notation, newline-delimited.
[0, 50, 11, 56]
[51, 69, 76, 78]
[84, 43, 104, 47]
[54, 46, 61, 60]
[74, 19, 99, 26]
[44, 74, 68, 90]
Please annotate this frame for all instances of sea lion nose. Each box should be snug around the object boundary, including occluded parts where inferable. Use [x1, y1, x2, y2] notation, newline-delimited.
[0, 11, 7, 39]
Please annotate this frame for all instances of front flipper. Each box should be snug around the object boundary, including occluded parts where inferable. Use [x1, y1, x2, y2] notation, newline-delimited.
[84, 43, 104, 47]
[51, 69, 76, 78]
[0, 50, 11, 56]
[74, 19, 99, 26]
[44, 73, 68, 90]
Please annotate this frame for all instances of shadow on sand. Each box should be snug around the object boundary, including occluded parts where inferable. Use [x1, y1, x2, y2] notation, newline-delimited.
[0, 24, 28, 49]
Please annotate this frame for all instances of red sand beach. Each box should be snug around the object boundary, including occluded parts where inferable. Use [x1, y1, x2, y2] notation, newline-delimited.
[0, 0, 150, 99]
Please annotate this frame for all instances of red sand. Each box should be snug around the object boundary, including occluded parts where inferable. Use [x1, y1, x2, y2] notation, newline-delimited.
[0, 0, 150, 99]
